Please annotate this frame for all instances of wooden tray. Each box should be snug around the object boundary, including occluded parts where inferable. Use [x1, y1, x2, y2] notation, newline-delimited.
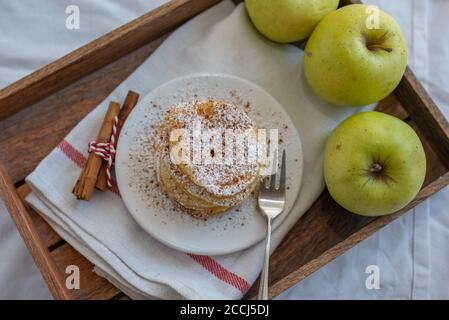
[1, 0, 449, 300]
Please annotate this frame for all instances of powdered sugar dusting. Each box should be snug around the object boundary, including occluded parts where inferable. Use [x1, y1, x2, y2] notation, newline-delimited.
[157, 99, 260, 197]
[126, 101, 257, 227]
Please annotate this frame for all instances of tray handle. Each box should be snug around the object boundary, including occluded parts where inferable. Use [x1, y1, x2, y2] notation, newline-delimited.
[0, 163, 72, 300]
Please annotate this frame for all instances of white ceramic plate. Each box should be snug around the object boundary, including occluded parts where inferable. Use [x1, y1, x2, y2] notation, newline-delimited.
[116, 73, 303, 255]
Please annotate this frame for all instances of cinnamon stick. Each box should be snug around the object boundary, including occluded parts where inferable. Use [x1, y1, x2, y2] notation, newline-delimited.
[95, 90, 140, 190]
[73, 101, 121, 200]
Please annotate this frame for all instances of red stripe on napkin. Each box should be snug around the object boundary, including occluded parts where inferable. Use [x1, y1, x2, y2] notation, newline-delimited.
[188, 254, 250, 294]
[58, 140, 86, 168]
[56, 139, 250, 294]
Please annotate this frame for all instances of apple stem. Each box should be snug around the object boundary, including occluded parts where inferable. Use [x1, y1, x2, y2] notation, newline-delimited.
[367, 44, 393, 53]
[370, 163, 383, 173]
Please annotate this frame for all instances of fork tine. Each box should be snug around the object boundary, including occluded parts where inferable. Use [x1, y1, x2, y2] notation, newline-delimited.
[269, 172, 277, 189]
[269, 151, 278, 189]
[279, 150, 286, 191]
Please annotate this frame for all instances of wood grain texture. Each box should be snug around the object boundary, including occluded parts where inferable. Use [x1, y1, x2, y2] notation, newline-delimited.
[18, 184, 121, 299]
[0, 164, 72, 300]
[396, 67, 449, 167]
[375, 94, 409, 120]
[17, 184, 63, 248]
[0, 36, 166, 183]
[51, 243, 121, 300]
[0, 0, 221, 121]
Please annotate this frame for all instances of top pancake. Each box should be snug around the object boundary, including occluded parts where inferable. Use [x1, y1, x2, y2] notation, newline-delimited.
[157, 99, 261, 198]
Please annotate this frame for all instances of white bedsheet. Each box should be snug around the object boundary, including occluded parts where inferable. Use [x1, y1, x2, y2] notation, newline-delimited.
[0, 0, 448, 299]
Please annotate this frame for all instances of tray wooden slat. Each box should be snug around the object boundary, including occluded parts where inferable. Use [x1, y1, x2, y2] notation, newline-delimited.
[17, 183, 124, 299]
[18, 185, 63, 249]
[52, 244, 122, 300]
[396, 68, 449, 166]
[1, 0, 448, 300]
[0, 0, 220, 122]
[0, 36, 167, 183]
[374, 94, 409, 120]
[0, 166, 71, 299]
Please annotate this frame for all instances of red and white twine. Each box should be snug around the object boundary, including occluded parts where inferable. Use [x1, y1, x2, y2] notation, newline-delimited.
[88, 116, 118, 189]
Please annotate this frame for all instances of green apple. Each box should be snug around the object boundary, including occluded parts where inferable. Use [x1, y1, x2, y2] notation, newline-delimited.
[245, 0, 339, 43]
[324, 111, 426, 216]
[304, 4, 407, 106]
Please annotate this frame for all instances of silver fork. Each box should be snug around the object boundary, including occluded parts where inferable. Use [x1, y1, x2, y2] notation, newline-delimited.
[257, 150, 286, 300]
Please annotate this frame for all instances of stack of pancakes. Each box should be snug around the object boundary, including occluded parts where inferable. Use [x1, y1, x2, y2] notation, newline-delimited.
[156, 99, 261, 218]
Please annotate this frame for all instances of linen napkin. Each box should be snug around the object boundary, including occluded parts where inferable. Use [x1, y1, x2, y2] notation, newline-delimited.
[26, 1, 368, 299]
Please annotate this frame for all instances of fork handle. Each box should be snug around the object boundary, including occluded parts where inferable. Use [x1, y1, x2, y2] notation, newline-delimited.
[258, 216, 272, 300]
